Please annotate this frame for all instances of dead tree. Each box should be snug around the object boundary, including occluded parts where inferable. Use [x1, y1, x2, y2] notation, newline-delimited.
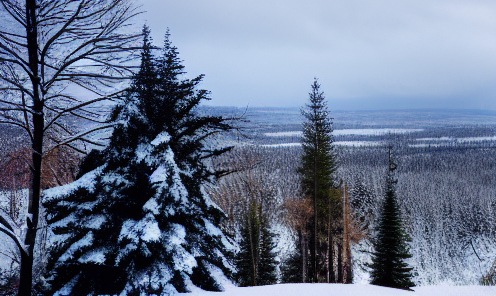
[0, 1, 141, 295]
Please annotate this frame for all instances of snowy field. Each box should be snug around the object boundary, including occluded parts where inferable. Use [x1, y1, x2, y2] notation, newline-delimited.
[179, 283, 496, 296]
[261, 141, 384, 148]
[264, 129, 423, 137]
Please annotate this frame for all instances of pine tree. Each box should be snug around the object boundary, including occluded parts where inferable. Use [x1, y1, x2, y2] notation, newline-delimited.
[281, 234, 304, 283]
[257, 216, 278, 286]
[235, 201, 277, 287]
[235, 203, 260, 287]
[44, 26, 236, 295]
[298, 78, 338, 282]
[368, 150, 415, 290]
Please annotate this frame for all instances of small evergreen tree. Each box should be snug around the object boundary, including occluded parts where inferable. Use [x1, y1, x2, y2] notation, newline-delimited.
[257, 216, 278, 286]
[235, 201, 277, 287]
[368, 151, 415, 290]
[44, 27, 236, 295]
[235, 202, 260, 287]
[280, 234, 303, 283]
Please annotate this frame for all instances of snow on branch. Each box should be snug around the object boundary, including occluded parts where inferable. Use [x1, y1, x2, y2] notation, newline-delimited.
[0, 212, 28, 256]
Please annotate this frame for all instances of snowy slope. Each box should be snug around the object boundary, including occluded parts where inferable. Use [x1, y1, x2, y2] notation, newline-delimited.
[178, 283, 496, 296]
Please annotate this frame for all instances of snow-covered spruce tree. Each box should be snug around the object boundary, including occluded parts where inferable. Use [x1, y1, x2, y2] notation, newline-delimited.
[368, 151, 415, 290]
[235, 201, 277, 287]
[43, 26, 236, 295]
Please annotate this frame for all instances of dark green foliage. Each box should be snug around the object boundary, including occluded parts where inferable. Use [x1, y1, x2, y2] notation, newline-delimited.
[235, 205, 260, 287]
[235, 202, 277, 287]
[44, 26, 235, 295]
[299, 78, 337, 204]
[280, 235, 303, 283]
[368, 156, 415, 290]
[75, 149, 104, 179]
[258, 217, 278, 285]
[298, 78, 339, 282]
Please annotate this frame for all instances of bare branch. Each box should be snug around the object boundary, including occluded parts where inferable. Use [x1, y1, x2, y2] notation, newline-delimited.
[43, 89, 124, 132]
[0, 212, 27, 256]
[44, 123, 114, 154]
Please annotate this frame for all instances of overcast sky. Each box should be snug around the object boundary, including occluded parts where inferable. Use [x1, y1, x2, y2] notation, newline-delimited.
[139, 0, 496, 110]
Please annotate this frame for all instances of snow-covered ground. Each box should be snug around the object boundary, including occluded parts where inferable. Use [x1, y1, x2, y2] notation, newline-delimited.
[261, 141, 384, 148]
[178, 283, 496, 296]
[264, 129, 424, 137]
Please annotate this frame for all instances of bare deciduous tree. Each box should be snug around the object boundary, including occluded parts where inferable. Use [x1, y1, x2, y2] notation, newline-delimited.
[0, 1, 141, 295]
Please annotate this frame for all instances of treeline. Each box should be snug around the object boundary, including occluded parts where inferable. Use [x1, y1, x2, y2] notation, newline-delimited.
[207, 80, 415, 289]
[208, 136, 496, 285]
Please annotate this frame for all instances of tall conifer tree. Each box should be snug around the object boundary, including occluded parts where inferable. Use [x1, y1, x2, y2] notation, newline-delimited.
[44, 27, 236, 295]
[368, 150, 415, 290]
[298, 78, 338, 282]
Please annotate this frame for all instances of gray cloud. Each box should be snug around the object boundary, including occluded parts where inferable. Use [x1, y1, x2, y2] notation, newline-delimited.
[139, 0, 496, 110]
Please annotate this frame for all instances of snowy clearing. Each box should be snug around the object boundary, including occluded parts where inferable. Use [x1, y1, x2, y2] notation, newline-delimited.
[261, 143, 302, 148]
[333, 129, 424, 136]
[334, 141, 384, 147]
[416, 136, 496, 142]
[179, 283, 496, 296]
[264, 131, 303, 137]
[261, 141, 384, 148]
[263, 129, 423, 137]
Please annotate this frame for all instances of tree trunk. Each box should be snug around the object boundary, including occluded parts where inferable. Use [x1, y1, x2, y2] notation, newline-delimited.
[299, 230, 306, 283]
[248, 215, 257, 286]
[313, 142, 318, 283]
[329, 237, 335, 283]
[343, 185, 348, 283]
[337, 243, 343, 283]
[344, 185, 353, 284]
[18, 1, 42, 295]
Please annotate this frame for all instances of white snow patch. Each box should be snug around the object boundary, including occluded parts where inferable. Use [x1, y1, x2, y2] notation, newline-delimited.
[151, 131, 171, 146]
[78, 249, 106, 264]
[335, 141, 384, 147]
[262, 141, 384, 148]
[43, 166, 104, 202]
[201, 185, 223, 212]
[334, 128, 423, 136]
[204, 261, 234, 291]
[84, 215, 107, 229]
[59, 232, 94, 262]
[163, 223, 197, 273]
[150, 165, 168, 183]
[261, 143, 302, 148]
[143, 197, 160, 215]
[264, 131, 303, 137]
[416, 136, 496, 142]
[203, 218, 222, 237]
[135, 142, 154, 165]
[264, 129, 423, 137]
[416, 137, 453, 141]
[172, 247, 197, 275]
[119, 214, 161, 243]
[101, 172, 128, 188]
[176, 283, 496, 296]
[409, 144, 443, 148]
[166, 223, 186, 248]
